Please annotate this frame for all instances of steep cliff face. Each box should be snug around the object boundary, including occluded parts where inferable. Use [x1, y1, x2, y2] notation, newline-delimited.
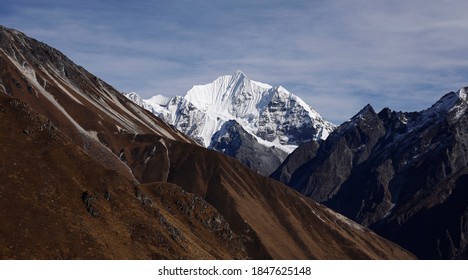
[209, 120, 289, 175]
[0, 25, 414, 260]
[270, 140, 320, 183]
[283, 105, 386, 202]
[274, 89, 468, 259]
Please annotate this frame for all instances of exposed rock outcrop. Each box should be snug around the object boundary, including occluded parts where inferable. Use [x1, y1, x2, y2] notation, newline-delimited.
[273, 90, 468, 259]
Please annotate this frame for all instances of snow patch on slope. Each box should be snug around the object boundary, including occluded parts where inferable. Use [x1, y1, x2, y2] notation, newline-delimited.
[404, 88, 468, 132]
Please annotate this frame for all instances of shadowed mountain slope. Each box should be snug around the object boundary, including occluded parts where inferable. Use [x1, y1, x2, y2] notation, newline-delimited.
[273, 91, 468, 259]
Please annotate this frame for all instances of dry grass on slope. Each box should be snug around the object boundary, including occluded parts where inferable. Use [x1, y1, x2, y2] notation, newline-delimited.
[114, 133, 415, 260]
[0, 96, 246, 259]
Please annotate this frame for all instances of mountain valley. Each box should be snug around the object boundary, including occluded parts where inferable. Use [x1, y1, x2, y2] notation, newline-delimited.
[0, 25, 414, 260]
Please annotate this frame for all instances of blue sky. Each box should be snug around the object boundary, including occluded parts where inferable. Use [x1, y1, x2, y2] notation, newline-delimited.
[2, 0, 468, 124]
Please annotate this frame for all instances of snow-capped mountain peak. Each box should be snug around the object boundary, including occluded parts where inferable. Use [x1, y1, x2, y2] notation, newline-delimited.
[185, 70, 272, 119]
[458, 87, 467, 100]
[425, 87, 467, 113]
[124, 71, 335, 174]
[123, 92, 145, 107]
[411, 87, 468, 127]
[146, 94, 172, 107]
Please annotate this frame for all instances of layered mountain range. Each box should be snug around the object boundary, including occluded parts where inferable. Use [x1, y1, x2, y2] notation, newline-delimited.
[124, 72, 335, 175]
[0, 25, 413, 259]
[272, 89, 468, 259]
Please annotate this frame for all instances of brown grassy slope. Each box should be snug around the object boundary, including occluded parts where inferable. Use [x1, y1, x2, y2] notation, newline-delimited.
[114, 133, 415, 259]
[0, 96, 246, 259]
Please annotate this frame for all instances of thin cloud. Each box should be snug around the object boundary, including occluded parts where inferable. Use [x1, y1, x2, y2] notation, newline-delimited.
[2, 0, 468, 124]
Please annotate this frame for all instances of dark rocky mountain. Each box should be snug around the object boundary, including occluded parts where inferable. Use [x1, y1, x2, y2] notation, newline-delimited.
[270, 140, 321, 184]
[272, 89, 468, 259]
[0, 25, 414, 259]
[209, 120, 289, 174]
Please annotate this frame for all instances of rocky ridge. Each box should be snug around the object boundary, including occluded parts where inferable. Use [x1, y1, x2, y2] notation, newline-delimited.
[272, 89, 468, 259]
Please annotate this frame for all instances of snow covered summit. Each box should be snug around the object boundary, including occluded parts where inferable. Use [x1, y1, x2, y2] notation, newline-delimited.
[124, 70, 335, 174]
[184, 70, 271, 118]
